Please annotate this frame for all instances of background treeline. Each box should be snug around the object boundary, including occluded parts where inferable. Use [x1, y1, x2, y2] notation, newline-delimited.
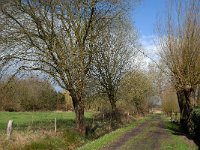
[85, 69, 156, 115]
[0, 78, 65, 111]
[0, 68, 156, 115]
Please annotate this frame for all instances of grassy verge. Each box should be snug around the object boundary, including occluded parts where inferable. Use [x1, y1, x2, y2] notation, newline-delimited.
[1, 128, 88, 150]
[18, 129, 87, 150]
[0, 111, 93, 150]
[161, 118, 198, 150]
[78, 116, 149, 150]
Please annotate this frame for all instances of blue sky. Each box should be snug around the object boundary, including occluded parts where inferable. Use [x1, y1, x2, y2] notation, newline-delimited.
[130, 0, 166, 65]
[132, 0, 166, 37]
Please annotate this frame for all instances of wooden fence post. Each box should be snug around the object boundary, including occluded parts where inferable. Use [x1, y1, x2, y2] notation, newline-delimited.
[32, 115, 33, 124]
[55, 118, 57, 133]
[92, 116, 94, 125]
[7, 120, 13, 140]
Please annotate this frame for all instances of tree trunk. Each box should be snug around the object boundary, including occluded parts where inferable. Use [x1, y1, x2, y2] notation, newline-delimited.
[177, 89, 193, 134]
[75, 101, 85, 135]
[197, 85, 200, 106]
[111, 100, 117, 117]
[108, 93, 117, 120]
[70, 90, 85, 135]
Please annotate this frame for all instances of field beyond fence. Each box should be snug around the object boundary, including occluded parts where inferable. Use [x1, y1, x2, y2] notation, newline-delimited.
[0, 111, 94, 150]
[0, 111, 93, 132]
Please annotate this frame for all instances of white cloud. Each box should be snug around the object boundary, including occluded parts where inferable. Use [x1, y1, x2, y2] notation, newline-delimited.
[137, 35, 161, 69]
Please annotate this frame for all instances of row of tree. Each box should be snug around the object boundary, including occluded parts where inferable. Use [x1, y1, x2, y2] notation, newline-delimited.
[0, 78, 65, 111]
[0, 0, 199, 136]
[0, 0, 140, 134]
[0, 69, 155, 114]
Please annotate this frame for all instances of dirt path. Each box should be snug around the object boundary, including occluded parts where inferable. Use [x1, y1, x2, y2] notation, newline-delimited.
[102, 114, 169, 150]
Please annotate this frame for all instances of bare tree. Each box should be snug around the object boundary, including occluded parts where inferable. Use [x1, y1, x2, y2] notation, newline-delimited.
[158, 0, 200, 133]
[0, 0, 130, 134]
[91, 19, 138, 119]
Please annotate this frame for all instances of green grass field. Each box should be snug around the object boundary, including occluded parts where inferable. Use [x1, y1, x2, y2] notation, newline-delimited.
[0, 111, 93, 150]
[0, 111, 93, 131]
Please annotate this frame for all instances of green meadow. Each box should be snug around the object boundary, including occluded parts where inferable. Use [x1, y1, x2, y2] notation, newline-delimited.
[0, 111, 93, 131]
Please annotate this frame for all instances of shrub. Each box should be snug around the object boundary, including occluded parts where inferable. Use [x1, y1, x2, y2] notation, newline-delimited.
[191, 107, 200, 138]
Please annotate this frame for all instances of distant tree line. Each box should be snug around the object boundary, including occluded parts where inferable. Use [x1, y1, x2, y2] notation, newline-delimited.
[0, 77, 65, 111]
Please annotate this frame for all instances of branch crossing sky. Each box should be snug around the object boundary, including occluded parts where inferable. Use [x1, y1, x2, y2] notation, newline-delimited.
[131, 0, 166, 65]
